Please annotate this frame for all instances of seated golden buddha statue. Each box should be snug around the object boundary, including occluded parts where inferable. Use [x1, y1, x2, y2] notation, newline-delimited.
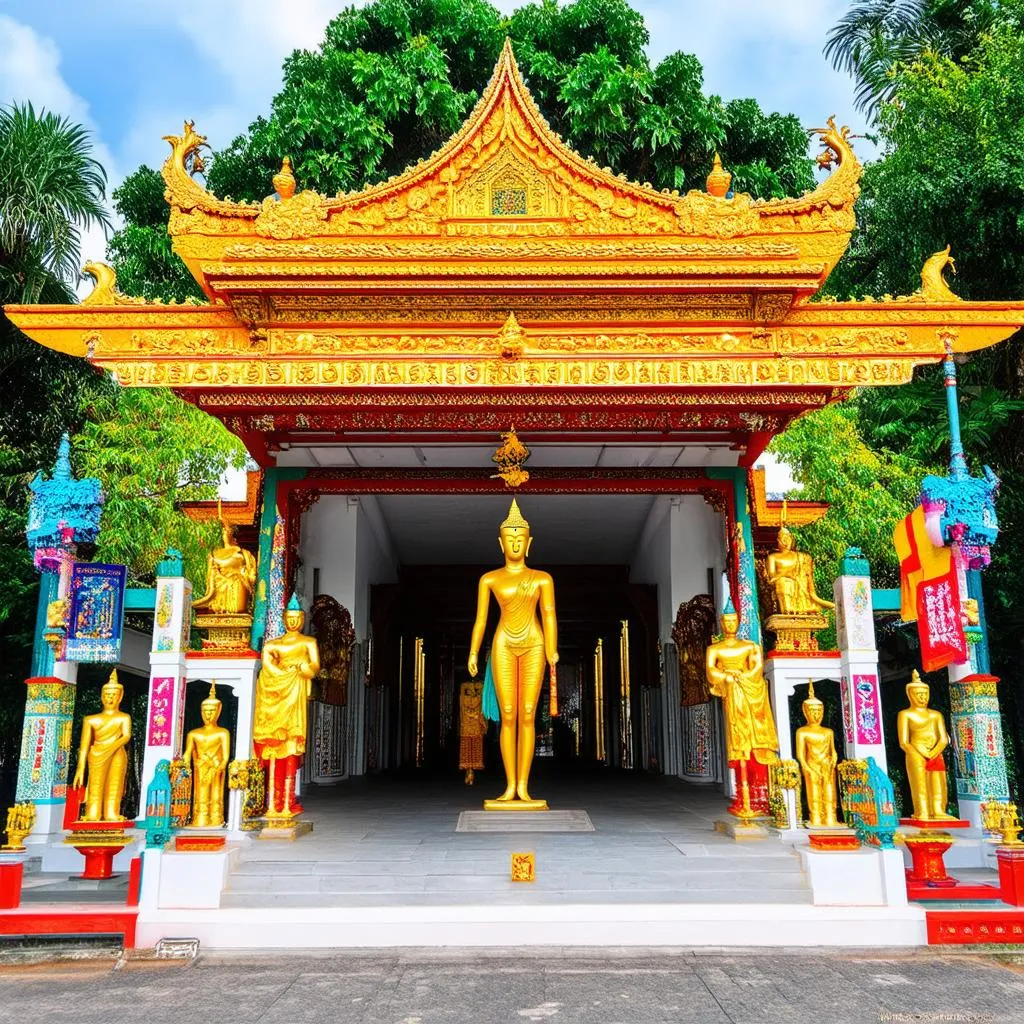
[704, 594, 778, 819]
[72, 670, 132, 822]
[183, 682, 232, 828]
[468, 499, 558, 811]
[765, 525, 834, 651]
[193, 514, 257, 616]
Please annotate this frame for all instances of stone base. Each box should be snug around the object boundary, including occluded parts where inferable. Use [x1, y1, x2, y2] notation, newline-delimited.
[457, 810, 593, 833]
[256, 819, 313, 841]
[714, 817, 773, 841]
[483, 798, 548, 812]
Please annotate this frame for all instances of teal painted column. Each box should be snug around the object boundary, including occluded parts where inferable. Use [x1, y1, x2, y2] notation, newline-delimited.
[30, 572, 58, 678]
[250, 468, 305, 650]
[708, 468, 761, 644]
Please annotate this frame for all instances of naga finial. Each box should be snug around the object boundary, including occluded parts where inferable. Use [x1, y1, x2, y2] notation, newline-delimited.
[811, 115, 854, 171]
[81, 261, 143, 306]
[163, 120, 208, 178]
[919, 245, 960, 302]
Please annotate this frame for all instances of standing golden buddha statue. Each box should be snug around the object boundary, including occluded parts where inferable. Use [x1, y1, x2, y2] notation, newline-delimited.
[252, 594, 320, 817]
[459, 680, 486, 785]
[897, 670, 955, 822]
[704, 594, 779, 818]
[794, 682, 839, 828]
[72, 670, 132, 822]
[183, 682, 231, 828]
[468, 499, 558, 811]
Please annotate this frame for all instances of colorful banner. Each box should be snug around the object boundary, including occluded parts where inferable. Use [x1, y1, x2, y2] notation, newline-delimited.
[917, 572, 967, 672]
[852, 674, 882, 745]
[147, 676, 175, 747]
[65, 562, 127, 662]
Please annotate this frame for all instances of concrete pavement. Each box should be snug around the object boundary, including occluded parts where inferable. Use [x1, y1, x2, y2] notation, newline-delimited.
[0, 948, 1019, 1023]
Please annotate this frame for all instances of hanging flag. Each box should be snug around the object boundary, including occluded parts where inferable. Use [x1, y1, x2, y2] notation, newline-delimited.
[893, 505, 966, 671]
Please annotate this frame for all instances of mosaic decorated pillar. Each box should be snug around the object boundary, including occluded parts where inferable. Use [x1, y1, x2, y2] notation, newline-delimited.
[833, 548, 887, 768]
[141, 551, 193, 794]
[17, 436, 102, 842]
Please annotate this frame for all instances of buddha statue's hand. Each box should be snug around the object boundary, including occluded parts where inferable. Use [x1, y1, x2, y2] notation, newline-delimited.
[72, 766, 84, 789]
[547, 651, 559, 668]
[467, 653, 478, 678]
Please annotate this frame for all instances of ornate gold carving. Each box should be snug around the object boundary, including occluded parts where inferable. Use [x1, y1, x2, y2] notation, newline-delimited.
[916, 246, 961, 303]
[162, 121, 256, 217]
[491, 427, 531, 488]
[254, 190, 329, 240]
[272, 157, 296, 200]
[497, 313, 525, 359]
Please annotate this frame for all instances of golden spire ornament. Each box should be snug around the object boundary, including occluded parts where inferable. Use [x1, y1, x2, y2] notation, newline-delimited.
[491, 427, 531, 489]
[273, 157, 296, 200]
[500, 497, 530, 532]
[706, 152, 732, 198]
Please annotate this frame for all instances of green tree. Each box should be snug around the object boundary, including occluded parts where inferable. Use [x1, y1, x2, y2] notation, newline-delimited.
[824, 0, 998, 119]
[108, 0, 815, 299]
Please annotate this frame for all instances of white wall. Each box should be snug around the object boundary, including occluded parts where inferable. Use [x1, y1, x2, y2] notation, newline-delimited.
[630, 495, 726, 639]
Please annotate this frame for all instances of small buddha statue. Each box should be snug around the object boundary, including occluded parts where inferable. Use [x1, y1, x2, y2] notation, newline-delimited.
[72, 670, 132, 822]
[897, 671, 955, 821]
[192, 514, 257, 615]
[182, 682, 231, 828]
[766, 526, 835, 616]
[704, 594, 779, 817]
[253, 594, 320, 817]
[459, 680, 486, 785]
[794, 681, 839, 828]
[468, 499, 558, 809]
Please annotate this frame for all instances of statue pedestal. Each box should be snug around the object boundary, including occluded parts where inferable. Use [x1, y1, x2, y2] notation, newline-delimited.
[195, 613, 254, 654]
[714, 817, 772, 841]
[899, 821, 1001, 901]
[808, 827, 859, 852]
[483, 798, 548, 812]
[996, 847, 1024, 906]
[765, 613, 829, 653]
[64, 821, 133, 880]
[257, 817, 313, 841]
[0, 851, 27, 909]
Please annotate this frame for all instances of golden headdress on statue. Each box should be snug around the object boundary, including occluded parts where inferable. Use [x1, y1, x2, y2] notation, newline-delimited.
[202, 680, 220, 707]
[500, 498, 530, 532]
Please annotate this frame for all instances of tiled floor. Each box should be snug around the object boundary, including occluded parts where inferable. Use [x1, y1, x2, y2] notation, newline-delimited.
[222, 771, 812, 908]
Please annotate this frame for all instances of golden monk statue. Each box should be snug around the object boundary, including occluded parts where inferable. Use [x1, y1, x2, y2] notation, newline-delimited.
[459, 680, 486, 785]
[192, 514, 257, 615]
[898, 671, 955, 821]
[794, 682, 838, 828]
[705, 595, 778, 818]
[183, 682, 231, 828]
[253, 594, 319, 817]
[766, 526, 835, 616]
[468, 499, 557, 810]
[72, 670, 132, 822]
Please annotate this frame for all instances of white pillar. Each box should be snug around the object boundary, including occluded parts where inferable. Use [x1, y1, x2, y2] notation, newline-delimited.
[834, 551, 887, 769]
[141, 570, 192, 794]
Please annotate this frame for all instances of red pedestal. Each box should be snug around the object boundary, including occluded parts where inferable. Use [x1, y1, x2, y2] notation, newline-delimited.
[899, 817, 971, 829]
[65, 820, 132, 881]
[997, 847, 1024, 906]
[75, 845, 117, 880]
[126, 856, 142, 907]
[904, 834, 957, 886]
[0, 861, 24, 909]
[174, 834, 226, 852]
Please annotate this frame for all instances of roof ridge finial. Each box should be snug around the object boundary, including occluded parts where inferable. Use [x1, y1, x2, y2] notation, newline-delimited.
[53, 433, 73, 482]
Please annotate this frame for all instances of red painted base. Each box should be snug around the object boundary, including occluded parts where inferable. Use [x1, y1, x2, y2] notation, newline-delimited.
[174, 834, 226, 852]
[808, 831, 860, 852]
[996, 847, 1024, 907]
[903, 834, 957, 886]
[899, 817, 971, 829]
[927, 910, 1024, 945]
[75, 846, 117, 880]
[908, 881, 1001, 901]
[0, 863, 23, 910]
[127, 856, 141, 907]
[0, 908, 137, 949]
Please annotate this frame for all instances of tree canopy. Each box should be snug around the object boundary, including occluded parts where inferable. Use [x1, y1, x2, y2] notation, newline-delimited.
[108, 0, 816, 301]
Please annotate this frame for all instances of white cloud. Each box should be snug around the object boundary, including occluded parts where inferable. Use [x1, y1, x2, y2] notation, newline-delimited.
[0, 15, 119, 285]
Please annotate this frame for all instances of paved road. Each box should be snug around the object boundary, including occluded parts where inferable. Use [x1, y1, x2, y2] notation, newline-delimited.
[0, 949, 1021, 1024]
